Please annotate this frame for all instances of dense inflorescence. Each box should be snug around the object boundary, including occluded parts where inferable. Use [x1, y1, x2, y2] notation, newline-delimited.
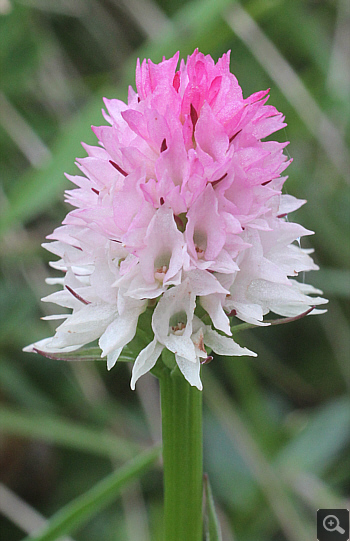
[25, 50, 326, 389]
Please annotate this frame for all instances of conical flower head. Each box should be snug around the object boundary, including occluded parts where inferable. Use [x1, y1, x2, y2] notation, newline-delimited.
[25, 50, 327, 389]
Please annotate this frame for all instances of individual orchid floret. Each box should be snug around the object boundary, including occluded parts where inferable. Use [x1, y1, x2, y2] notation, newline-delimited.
[25, 49, 327, 390]
[130, 282, 256, 390]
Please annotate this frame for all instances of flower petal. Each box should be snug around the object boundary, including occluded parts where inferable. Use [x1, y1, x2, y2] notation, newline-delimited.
[99, 300, 147, 357]
[200, 294, 231, 335]
[107, 347, 123, 370]
[204, 327, 257, 357]
[131, 339, 164, 389]
[175, 354, 203, 390]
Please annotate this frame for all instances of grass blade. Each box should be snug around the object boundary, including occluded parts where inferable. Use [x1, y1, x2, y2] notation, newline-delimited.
[23, 445, 160, 541]
[0, 483, 74, 540]
[276, 397, 350, 475]
[203, 370, 313, 541]
[0, 406, 139, 461]
[203, 474, 223, 541]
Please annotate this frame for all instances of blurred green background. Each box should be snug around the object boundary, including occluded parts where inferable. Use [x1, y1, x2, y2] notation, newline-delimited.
[0, 0, 349, 540]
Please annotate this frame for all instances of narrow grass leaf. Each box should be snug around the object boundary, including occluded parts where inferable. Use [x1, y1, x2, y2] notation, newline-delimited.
[203, 370, 313, 541]
[0, 406, 139, 461]
[203, 474, 222, 541]
[0, 357, 57, 412]
[23, 446, 161, 541]
[276, 397, 350, 475]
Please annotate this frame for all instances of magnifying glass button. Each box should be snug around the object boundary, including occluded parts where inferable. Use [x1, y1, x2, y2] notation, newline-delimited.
[323, 514, 346, 534]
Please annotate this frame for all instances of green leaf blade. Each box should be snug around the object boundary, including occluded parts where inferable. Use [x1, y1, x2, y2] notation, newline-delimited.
[0, 407, 139, 461]
[24, 446, 160, 541]
[203, 473, 222, 541]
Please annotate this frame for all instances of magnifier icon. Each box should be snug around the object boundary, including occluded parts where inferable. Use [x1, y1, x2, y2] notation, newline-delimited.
[323, 515, 346, 534]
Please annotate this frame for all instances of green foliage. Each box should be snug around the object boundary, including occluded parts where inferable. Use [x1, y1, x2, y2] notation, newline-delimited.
[203, 474, 223, 541]
[0, 0, 349, 539]
[24, 446, 160, 541]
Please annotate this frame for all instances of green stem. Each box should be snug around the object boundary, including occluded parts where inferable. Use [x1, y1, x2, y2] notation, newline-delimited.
[158, 362, 203, 541]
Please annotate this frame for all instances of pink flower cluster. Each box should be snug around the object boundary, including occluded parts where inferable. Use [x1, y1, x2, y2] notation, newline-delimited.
[25, 50, 326, 389]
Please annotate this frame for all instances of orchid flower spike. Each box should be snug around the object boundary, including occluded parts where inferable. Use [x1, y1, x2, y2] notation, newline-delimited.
[25, 50, 327, 389]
